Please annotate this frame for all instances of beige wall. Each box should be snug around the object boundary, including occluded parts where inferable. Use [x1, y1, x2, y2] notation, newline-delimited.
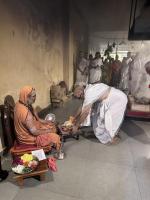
[0, 0, 64, 108]
[0, 0, 88, 150]
[0, 0, 64, 151]
[0, 0, 88, 107]
[69, 0, 89, 86]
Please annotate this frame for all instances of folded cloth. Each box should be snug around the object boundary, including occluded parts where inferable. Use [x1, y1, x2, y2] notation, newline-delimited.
[47, 157, 57, 172]
[36, 134, 52, 147]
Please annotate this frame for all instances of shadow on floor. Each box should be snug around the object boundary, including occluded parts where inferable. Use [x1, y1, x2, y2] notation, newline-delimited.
[38, 97, 82, 124]
[122, 119, 150, 144]
[79, 127, 99, 143]
[39, 98, 150, 145]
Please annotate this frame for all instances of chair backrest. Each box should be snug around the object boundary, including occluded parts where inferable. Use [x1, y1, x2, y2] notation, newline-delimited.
[1, 95, 16, 153]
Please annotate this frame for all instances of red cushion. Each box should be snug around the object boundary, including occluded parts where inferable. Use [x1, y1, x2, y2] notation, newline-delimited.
[14, 141, 37, 151]
[126, 110, 150, 119]
[10, 140, 51, 155]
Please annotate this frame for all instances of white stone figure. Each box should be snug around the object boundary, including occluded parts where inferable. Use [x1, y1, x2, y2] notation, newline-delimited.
[89, 52, 102, 84]
[129, 44, 150, 103]
[119, 52, 132, 94]
[75, 52, 89, 86]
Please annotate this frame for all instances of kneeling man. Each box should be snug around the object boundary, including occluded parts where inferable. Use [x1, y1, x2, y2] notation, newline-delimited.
[73, 83, 127, 144]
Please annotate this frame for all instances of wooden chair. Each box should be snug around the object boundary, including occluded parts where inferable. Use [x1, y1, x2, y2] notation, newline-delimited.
[1, 95, 51, 158]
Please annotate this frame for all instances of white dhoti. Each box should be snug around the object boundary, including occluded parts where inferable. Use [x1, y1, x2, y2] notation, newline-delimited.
[81, 84, 127, 144]
[75, 58, 89, 86]
[119, 57, 132, 93]
[89, 58, 102, 84]
[75, 70, 87, 86]
[89, 67, 102, 84]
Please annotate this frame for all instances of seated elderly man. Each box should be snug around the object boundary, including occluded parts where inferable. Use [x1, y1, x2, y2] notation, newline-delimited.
[73, 83, 127, 144]
[14, 86, 61, 151]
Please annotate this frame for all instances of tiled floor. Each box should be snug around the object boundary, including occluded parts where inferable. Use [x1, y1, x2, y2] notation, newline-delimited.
[1, 98, 150, 200]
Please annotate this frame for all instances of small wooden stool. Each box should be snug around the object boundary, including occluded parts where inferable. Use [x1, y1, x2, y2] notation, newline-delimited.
[13, 159, 48, 187]
[58, 125, 80, 154]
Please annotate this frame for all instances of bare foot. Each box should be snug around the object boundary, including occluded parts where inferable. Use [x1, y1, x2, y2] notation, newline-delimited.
[116, 134, 121, 139]
[111, 136, 120, 145]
